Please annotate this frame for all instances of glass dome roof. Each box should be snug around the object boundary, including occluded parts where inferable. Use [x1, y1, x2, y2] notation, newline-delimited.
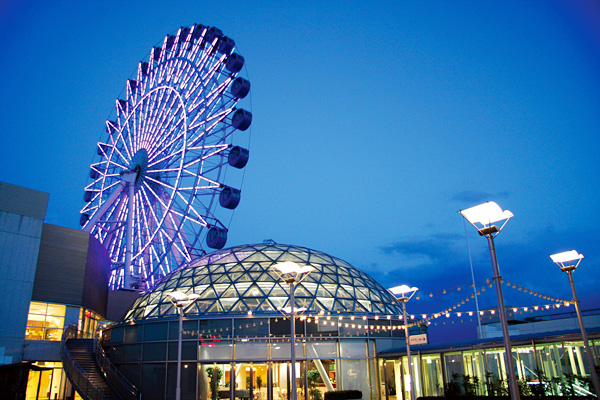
[124, 243, 404, 321]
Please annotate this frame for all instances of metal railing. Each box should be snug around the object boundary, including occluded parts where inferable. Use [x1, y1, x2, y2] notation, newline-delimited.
[94, 332, 139, 400]
[61, 325, 105, 400]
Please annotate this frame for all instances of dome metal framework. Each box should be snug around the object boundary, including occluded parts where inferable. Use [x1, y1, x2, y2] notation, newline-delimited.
[124, 243, 404, 320]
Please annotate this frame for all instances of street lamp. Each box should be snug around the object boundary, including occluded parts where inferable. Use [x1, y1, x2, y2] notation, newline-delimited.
[389, 285, 419, 400]
[550, 250, 600, 397]
[460, 201, 520, 400]
[167, 291, 200, 400]
[272, 261, 314, 400]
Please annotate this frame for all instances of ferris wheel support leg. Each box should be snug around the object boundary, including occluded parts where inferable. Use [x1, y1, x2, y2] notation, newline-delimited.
[124, 181, 136, 290]
[82, 181, 127, 233]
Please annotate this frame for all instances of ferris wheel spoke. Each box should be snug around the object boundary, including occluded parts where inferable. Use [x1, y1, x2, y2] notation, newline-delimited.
[162, 205, 190, 264]
[147, 148, 184, 172]
[147, 117, 186, 158]
[145, 115, 185, 159]
[188, 106, 233, 133]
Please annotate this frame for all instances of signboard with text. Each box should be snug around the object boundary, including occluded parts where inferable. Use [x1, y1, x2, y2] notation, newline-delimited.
[408, 333, 428, 346]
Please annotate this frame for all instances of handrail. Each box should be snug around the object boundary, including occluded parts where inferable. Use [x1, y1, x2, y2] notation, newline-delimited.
[94, 332, 139, 400]
[61, 324, 105, 400]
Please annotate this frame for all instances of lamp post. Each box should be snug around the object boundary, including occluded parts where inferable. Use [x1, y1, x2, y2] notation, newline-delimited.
[460, 201, 520, 400]
[272, 261, 314, 400]
[389, 285, 419, 400]
[550, 250, 600, 397]
[167, 291, 200, 400]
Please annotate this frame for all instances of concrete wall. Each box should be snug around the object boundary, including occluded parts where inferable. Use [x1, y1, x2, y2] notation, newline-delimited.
[0, 183, 48, 364]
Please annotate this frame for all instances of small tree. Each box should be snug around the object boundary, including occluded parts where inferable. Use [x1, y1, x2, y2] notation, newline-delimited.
[207, 366, 224, 400]
[307, 369, 323, 400]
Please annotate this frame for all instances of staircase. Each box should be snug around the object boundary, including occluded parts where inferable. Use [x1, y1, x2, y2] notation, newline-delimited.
[64, 338, 122, 400]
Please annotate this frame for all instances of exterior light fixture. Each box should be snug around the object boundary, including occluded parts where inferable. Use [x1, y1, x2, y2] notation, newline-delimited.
[272, 261, 314, 400]
[550, 250, 600, 397]
[166, 292, 200, 400]
[460, 202, 520, 400]
[389, 285, 418, 400]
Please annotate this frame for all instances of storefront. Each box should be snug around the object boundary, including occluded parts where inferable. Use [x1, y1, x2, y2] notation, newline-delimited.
[378, 330, 600, 399]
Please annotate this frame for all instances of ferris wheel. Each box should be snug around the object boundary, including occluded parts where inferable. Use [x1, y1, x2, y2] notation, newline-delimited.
[80, 25, 252, 291]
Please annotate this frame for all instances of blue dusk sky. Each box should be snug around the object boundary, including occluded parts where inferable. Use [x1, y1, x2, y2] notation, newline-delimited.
[1, 1, 599, 341]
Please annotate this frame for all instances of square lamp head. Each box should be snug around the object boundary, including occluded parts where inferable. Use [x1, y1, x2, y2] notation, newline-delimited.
[459, 201, 513, 236]
[389, 285, 419, 301]
[272, 261, 315, 283]
[550, 250, 583, 272]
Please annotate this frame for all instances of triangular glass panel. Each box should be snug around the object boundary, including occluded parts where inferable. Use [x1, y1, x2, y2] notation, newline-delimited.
[241, 252, 272, 262]
[228, 272, 245, 283]
[267, 296, 288, 310]
[221, 285, 239, 298]
[306, 253, 331, 265]
[312, 299, 327, 312]
[241, 283, 266, 298]
[293, 285, 313, 297]
[207, 301, 224, 313]
[209, 266, 226, 274]
[257, 299, 276, 312]
[338, 299, 355, 311]
[227, 265, 246, 274]
[229, 300, 248, 312]
[332, 300, 346, 311]
[317, 297, 334, 310]
[197, 300, 214, 313]
[243, 298, 261, 310]
[320, 274, 337, 284]
[358, 300, 372, 312]
[296, 297, 312, 309]
[249, 272, 264, 281]
[143, 304, 158, 318]
[336, 287, 353, 299]
[193, 274, 211, 285]
[214, 274, 232, 284]
[178, 277, 193, 288]
[199, 287, 218, 299]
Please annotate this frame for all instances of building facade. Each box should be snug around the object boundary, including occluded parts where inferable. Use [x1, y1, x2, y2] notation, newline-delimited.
[100, 243, 420, 400]
[0, 182, 111, 399]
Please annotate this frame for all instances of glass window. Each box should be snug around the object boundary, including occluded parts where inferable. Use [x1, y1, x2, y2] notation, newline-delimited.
[443, 353, 463, 384]
[123, 344, 143, 362]
[25, 302, 66, 341]
[197, 319, 232, 340]
[305, 341, 337, 359]
[143, 342, 167, 361]
[306, 317, 338, 337]
[270, 340, 292, 360]
[368, 319, 391, 338]
[125, 325, 143, 343]
[200, 341, 233, 360]
[235, 340, 269, 360]
[270, 317, 305, 337]
[234, 318, 268, 338]
[339, 339, 366, 359]
[141, 363, 166, 400]
[144, 322, 169, 341]
[168, 341, 198, 361]
[169, 320, 200, 340]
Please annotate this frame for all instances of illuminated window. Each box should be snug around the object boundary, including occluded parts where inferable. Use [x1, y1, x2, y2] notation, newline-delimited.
[25, 302, 66, 341]
[79, 308, 102, 338]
